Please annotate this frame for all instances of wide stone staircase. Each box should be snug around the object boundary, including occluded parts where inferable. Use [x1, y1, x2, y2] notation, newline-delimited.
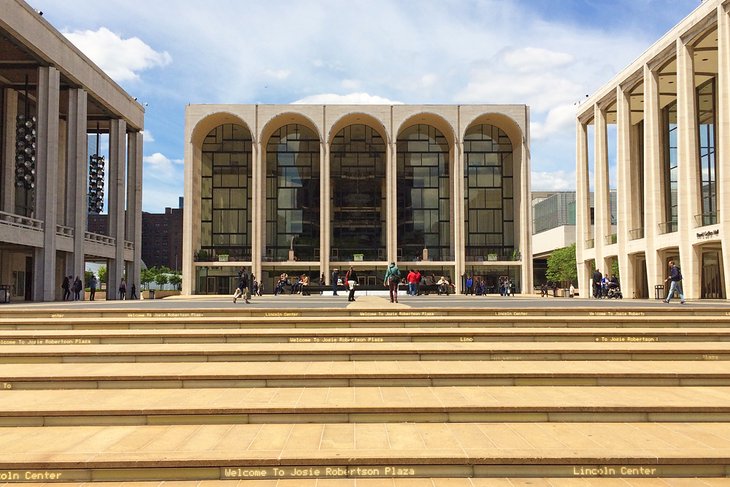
[1, 301, 730, 486]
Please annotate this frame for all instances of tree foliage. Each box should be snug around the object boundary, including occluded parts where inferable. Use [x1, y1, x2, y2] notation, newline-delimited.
[546, 244, 578, 286]
[98, 266, 107, 287]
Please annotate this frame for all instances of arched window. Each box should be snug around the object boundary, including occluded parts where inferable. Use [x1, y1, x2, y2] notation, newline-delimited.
[265, 124, 320, 261]
[200, 123, 252, 260]
[330, 124, 386, 261]
[463, 124, 514, 261]
[397, 124, 450, 261]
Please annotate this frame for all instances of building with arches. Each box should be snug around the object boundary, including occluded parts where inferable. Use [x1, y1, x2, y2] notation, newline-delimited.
[183, 104, 531, 295]
[576, 0, 730, 300]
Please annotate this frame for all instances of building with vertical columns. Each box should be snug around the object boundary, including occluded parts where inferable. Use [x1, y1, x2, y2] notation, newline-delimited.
[576, 0, 729, 300]
[183, 105, 532, 295]
[0, 0, 144, 301]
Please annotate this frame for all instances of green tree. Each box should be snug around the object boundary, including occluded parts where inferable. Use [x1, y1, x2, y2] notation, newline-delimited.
[84, 270, 94, 288]
[140, 268, 154, 290]
[546, 244, 578, 287]
[98, 266, 107, 289]
[168, 273, 182, 291]
[155, 272, 169, 290]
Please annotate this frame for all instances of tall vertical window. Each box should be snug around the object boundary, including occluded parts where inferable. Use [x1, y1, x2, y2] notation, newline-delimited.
[200, 123, 252, 260]
[330, 124, 386, 261]
[697, 79, 717, 226]
[397, 124, 450, 261]
[662, 101, 678, 232]
[464, 124, 514, 260]
[266, 124, 320, 261]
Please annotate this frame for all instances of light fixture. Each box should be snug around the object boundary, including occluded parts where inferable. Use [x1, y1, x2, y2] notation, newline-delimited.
[88, 123, 105, 213]
[15, 76, 36, 192]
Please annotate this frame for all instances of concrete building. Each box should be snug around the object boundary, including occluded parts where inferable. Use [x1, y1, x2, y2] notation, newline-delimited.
[0, 0, 144, 301]
[576, 0, 729, 300]
[183, 105, 532, 295]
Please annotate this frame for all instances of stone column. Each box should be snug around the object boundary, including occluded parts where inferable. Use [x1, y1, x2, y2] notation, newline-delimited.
[182, 117, 195, 295]
[717, 3, 730, 300]
[108, 119, 127, 300]
[33, 66, 60, 301]
[387, 142, 397, 264]
[616, 85, 635, 299]
[2, 89, 18, 213]
[643, 64, 664, 293]
[126, 131, 143, 294]
[251, 140, 262, 282]
[320, 142, 329, 283]
[676, 37, 702, 299]
[518, 127, 533, 294]
[593, 104, 610, 277]
[575, 119, 590, 298]
[66, 89, 88, 283]
[453, 141, 465, 294]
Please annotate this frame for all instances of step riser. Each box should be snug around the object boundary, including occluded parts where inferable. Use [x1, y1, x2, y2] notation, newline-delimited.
[2, 411, 730, 427]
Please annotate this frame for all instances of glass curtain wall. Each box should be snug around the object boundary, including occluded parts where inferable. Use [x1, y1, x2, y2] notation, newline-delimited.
[662, 101, 678, 233]
[697, 79, 717, 226]
[330, 124, 386, 262]
[464, 124, 514, 261]
[200, 123, 252, 260]
[266, 124, 320, 261]
[396, 124, 450, 261]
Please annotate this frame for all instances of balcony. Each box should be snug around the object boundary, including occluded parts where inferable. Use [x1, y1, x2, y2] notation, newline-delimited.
[658, 221, 677, 235]
[629, 228, 644, 241]
[604, 234, 617, 245]
[585, 239, 594, 249]
[0, 210, 43, 231]
[694, 211, 718, 227]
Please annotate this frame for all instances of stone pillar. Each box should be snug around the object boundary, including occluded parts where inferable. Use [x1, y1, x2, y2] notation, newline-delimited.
[453, 141, 465, 294]
[126, 131, 143, 294]
[518, 126, 533, 294]
[387, 142, 397, 264]
[182, 118, 195, 295]
[593, 104, 610, 278]
[717, 4, 730, 300]
[108, 119, 127, 300]
[575, 119, 590, 298]
[32, 67, 60, 301]
[320, 141, 329, 283]
[643, 64, 664, 292]
[251, 140, 262, 282]
[2, 89, 18, 213]
[676, 37, 702, 299]
[616, 85, 635, 299]
[66, 89, 88, 283]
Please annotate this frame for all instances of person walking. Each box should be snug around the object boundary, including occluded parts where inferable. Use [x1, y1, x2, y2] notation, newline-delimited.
[61, 276, 71, 301]
[384, 262, 401, 303]
[664, 260, 685, 304]
[331, 268, 339, 296]
[118, 278, 126, 300]
[88, 274, 97, 301]
[345, 266, 358, 302]
[592, 268, 603, 298]
[73, 276, 82, 301]
[233, 267, 250, 304]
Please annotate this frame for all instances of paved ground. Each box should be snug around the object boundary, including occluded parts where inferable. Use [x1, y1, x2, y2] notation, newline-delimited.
[2, 293, 728, 311]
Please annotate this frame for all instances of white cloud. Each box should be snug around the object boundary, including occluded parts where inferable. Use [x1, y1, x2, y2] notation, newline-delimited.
[341, 79, 361, 90]
[293, 92, 403, 105]
[531, 170, 576, 191]
[143, 152, 182, 179]
[502, 47, 574, 73]
[63, 27, 171, 82]
[263, 68, 291, 80]
[531, 104, 578, 140]
[141, 130, 154, 143]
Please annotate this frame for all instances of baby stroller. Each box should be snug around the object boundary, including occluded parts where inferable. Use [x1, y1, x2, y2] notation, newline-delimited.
[606, 280, 622, 299]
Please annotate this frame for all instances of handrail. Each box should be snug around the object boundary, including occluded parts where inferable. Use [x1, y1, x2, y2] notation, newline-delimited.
[0, 210, 43, 231]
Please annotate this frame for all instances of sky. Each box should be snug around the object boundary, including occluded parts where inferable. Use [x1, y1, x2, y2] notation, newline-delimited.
[30, 0, 701, 212]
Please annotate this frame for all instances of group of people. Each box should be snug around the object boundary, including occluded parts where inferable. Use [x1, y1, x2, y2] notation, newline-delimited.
[61, 275, 84, 301]
[233, 267, 264, 303]
[591, 269, 620, 299]
[464, 275, 513, 296]
[274, 273, 308, 296]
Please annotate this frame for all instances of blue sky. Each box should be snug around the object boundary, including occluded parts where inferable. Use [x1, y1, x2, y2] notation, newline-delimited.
[32, 0, 700, 212]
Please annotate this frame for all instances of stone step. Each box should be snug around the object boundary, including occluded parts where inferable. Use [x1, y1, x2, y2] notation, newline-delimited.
[3, 314, 730, 330]
[0, 386, 728, 426]
[1, 422, 730, 481]
[2, 360, 729, 389]
[2, 327, 730, 344]
[6, 480, 730, 486]
[0, 341, 729, 363]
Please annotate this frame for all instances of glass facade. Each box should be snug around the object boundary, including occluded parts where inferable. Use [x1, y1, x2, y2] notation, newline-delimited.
[662, 101, 678, 232]
[330, 124, 386, 262]
[464, 124, 514, 261]
[697, 79, 717, 226]
[201, 123, 252, 260]
[396, 124, 451, 261]
[266, 124, 320, 261]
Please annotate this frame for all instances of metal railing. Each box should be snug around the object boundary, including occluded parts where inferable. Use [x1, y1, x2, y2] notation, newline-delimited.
[629, 227, 644, 240]
[658, 221, 678, 234]
[0, 210, 43, 231]
[694, 212, 718, 227]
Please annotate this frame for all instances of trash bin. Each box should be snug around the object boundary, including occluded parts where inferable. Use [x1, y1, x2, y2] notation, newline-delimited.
[654, 284, 664, 300]
[149, 289, 155, 300]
